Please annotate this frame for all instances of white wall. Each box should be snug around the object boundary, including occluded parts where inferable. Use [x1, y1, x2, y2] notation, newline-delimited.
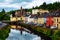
[32, 9, 39, 14]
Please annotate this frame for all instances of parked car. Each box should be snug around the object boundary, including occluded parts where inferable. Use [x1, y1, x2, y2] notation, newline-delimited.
[50, 26, 57, 29]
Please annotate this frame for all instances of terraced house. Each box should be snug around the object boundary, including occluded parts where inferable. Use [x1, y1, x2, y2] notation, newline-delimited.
[10, 8, 60, 29]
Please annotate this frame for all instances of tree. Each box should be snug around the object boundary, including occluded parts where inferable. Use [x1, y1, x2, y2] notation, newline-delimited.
[0, 9, 5, 20]
[32, 7, 35, 9]
[43, 2, 46, 9]
[46, 3, 53, 11]
[35, 6, 39, 9]
[1, 9, 5, 15]
[40, 2, 47, 9]
[34, 2, 60, 11]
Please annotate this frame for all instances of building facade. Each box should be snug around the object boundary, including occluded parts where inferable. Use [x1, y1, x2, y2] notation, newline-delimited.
[52, 17, 60, 29]
[32, 9, 49, 14]
[10, 7, 26, 21]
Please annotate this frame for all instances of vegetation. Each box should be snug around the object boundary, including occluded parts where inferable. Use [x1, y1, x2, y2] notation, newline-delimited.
[19, 23, 60, 40]
[0, 2, 60, 40]
[51, 30, 60, 40]
[33, 2, 60, 11]
[0, 25, 10, 40]
[0, 9, 10, 20]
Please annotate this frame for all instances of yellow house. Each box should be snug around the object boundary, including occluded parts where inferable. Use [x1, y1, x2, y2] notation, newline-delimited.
[21, 16, 25, 21]
[39, 9, 49, 13]
[52, 17, 60, 29]
[38, 18, 44, 24]
[10, 17, 22, 21]
[10, 14, 25, 22]
[32, 9, 49, 14]
[10, 7, 26, 22]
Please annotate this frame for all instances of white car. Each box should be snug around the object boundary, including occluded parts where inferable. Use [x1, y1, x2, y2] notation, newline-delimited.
[50, 26, 57, 29]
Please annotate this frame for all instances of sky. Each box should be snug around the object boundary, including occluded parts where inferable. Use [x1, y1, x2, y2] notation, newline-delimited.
[0, 0, 60, 12]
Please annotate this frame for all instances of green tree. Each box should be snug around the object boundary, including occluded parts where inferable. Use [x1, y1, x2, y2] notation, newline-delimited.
[1, 9, 5, 15]
[34, 2, 60, 11]
[46, 3, 53, 11]
[40, 2, 47, 9]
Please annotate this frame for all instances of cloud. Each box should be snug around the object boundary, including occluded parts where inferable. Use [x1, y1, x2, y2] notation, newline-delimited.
[4, 0, 13, 3]
[44, 0, 60, 4]
[0, 0, 60, 12]
[23, 0, 44, 8]
[18, 0, 60, 8]
[0, 3, 20, 8]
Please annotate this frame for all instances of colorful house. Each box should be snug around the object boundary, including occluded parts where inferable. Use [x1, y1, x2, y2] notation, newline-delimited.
[38, 18, 44, 24]
[52, 17, 60, 29]
[46, 16, 54, 28]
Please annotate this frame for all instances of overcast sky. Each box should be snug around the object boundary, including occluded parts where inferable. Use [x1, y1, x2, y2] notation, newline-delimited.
[0, 0, 60, 12]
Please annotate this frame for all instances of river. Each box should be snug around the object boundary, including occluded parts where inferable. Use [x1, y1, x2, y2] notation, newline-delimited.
[6, 29, 41, 40]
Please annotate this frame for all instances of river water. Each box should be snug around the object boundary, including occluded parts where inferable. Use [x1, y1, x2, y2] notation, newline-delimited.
[6, 29, 41, 40]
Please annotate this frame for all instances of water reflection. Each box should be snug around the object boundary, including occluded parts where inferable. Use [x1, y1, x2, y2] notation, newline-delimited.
[6, 29, 41, 40]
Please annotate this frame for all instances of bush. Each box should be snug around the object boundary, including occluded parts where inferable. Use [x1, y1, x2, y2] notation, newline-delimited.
[0, 25, 10, 40]
[51, 30, 60, 40]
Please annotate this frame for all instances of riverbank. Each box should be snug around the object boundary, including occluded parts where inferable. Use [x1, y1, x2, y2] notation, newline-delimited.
[19, 23, 60, 40]
[0, 23, 60, 40]
[0, 25, 10, 40]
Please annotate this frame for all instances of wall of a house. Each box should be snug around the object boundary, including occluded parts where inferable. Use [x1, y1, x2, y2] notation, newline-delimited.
[52, 17, 60, 29]
[38, 18, 44, 24]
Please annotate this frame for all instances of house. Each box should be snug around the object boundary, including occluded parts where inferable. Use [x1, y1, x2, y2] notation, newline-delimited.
[32, 9, 49, 14]
[24, 14, 31, 23]
[46, 16, 54, 28]
[38, 18, 44, 24]
[33, 15, 38, 24]
[39, 9, 49, 13]
[52, 17, 60, 29]
[32, 9, 39, 14]
[10, 7, 26, 21]
[37, 12, 49, 25]
[29, 15, 35, 23]
[24, 14, 38, 24]
[49, 9, 60, 29]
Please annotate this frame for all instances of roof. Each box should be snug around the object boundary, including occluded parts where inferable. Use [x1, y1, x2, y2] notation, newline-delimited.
[24, 14, 30, 17]
[30, 14, 38, 19]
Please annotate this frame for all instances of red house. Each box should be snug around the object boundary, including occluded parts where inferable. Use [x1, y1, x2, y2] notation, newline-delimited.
[46, 16, 54, 28]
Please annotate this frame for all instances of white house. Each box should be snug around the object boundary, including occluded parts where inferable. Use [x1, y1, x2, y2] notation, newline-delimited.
[24, 14, 38, 24]
[32, 9, 39, 14]
[32, 9, 49, 14]
[24, 14, 31, 23]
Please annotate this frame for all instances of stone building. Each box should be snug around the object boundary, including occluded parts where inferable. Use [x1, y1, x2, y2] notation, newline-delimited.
[10, 7, 26, 21]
